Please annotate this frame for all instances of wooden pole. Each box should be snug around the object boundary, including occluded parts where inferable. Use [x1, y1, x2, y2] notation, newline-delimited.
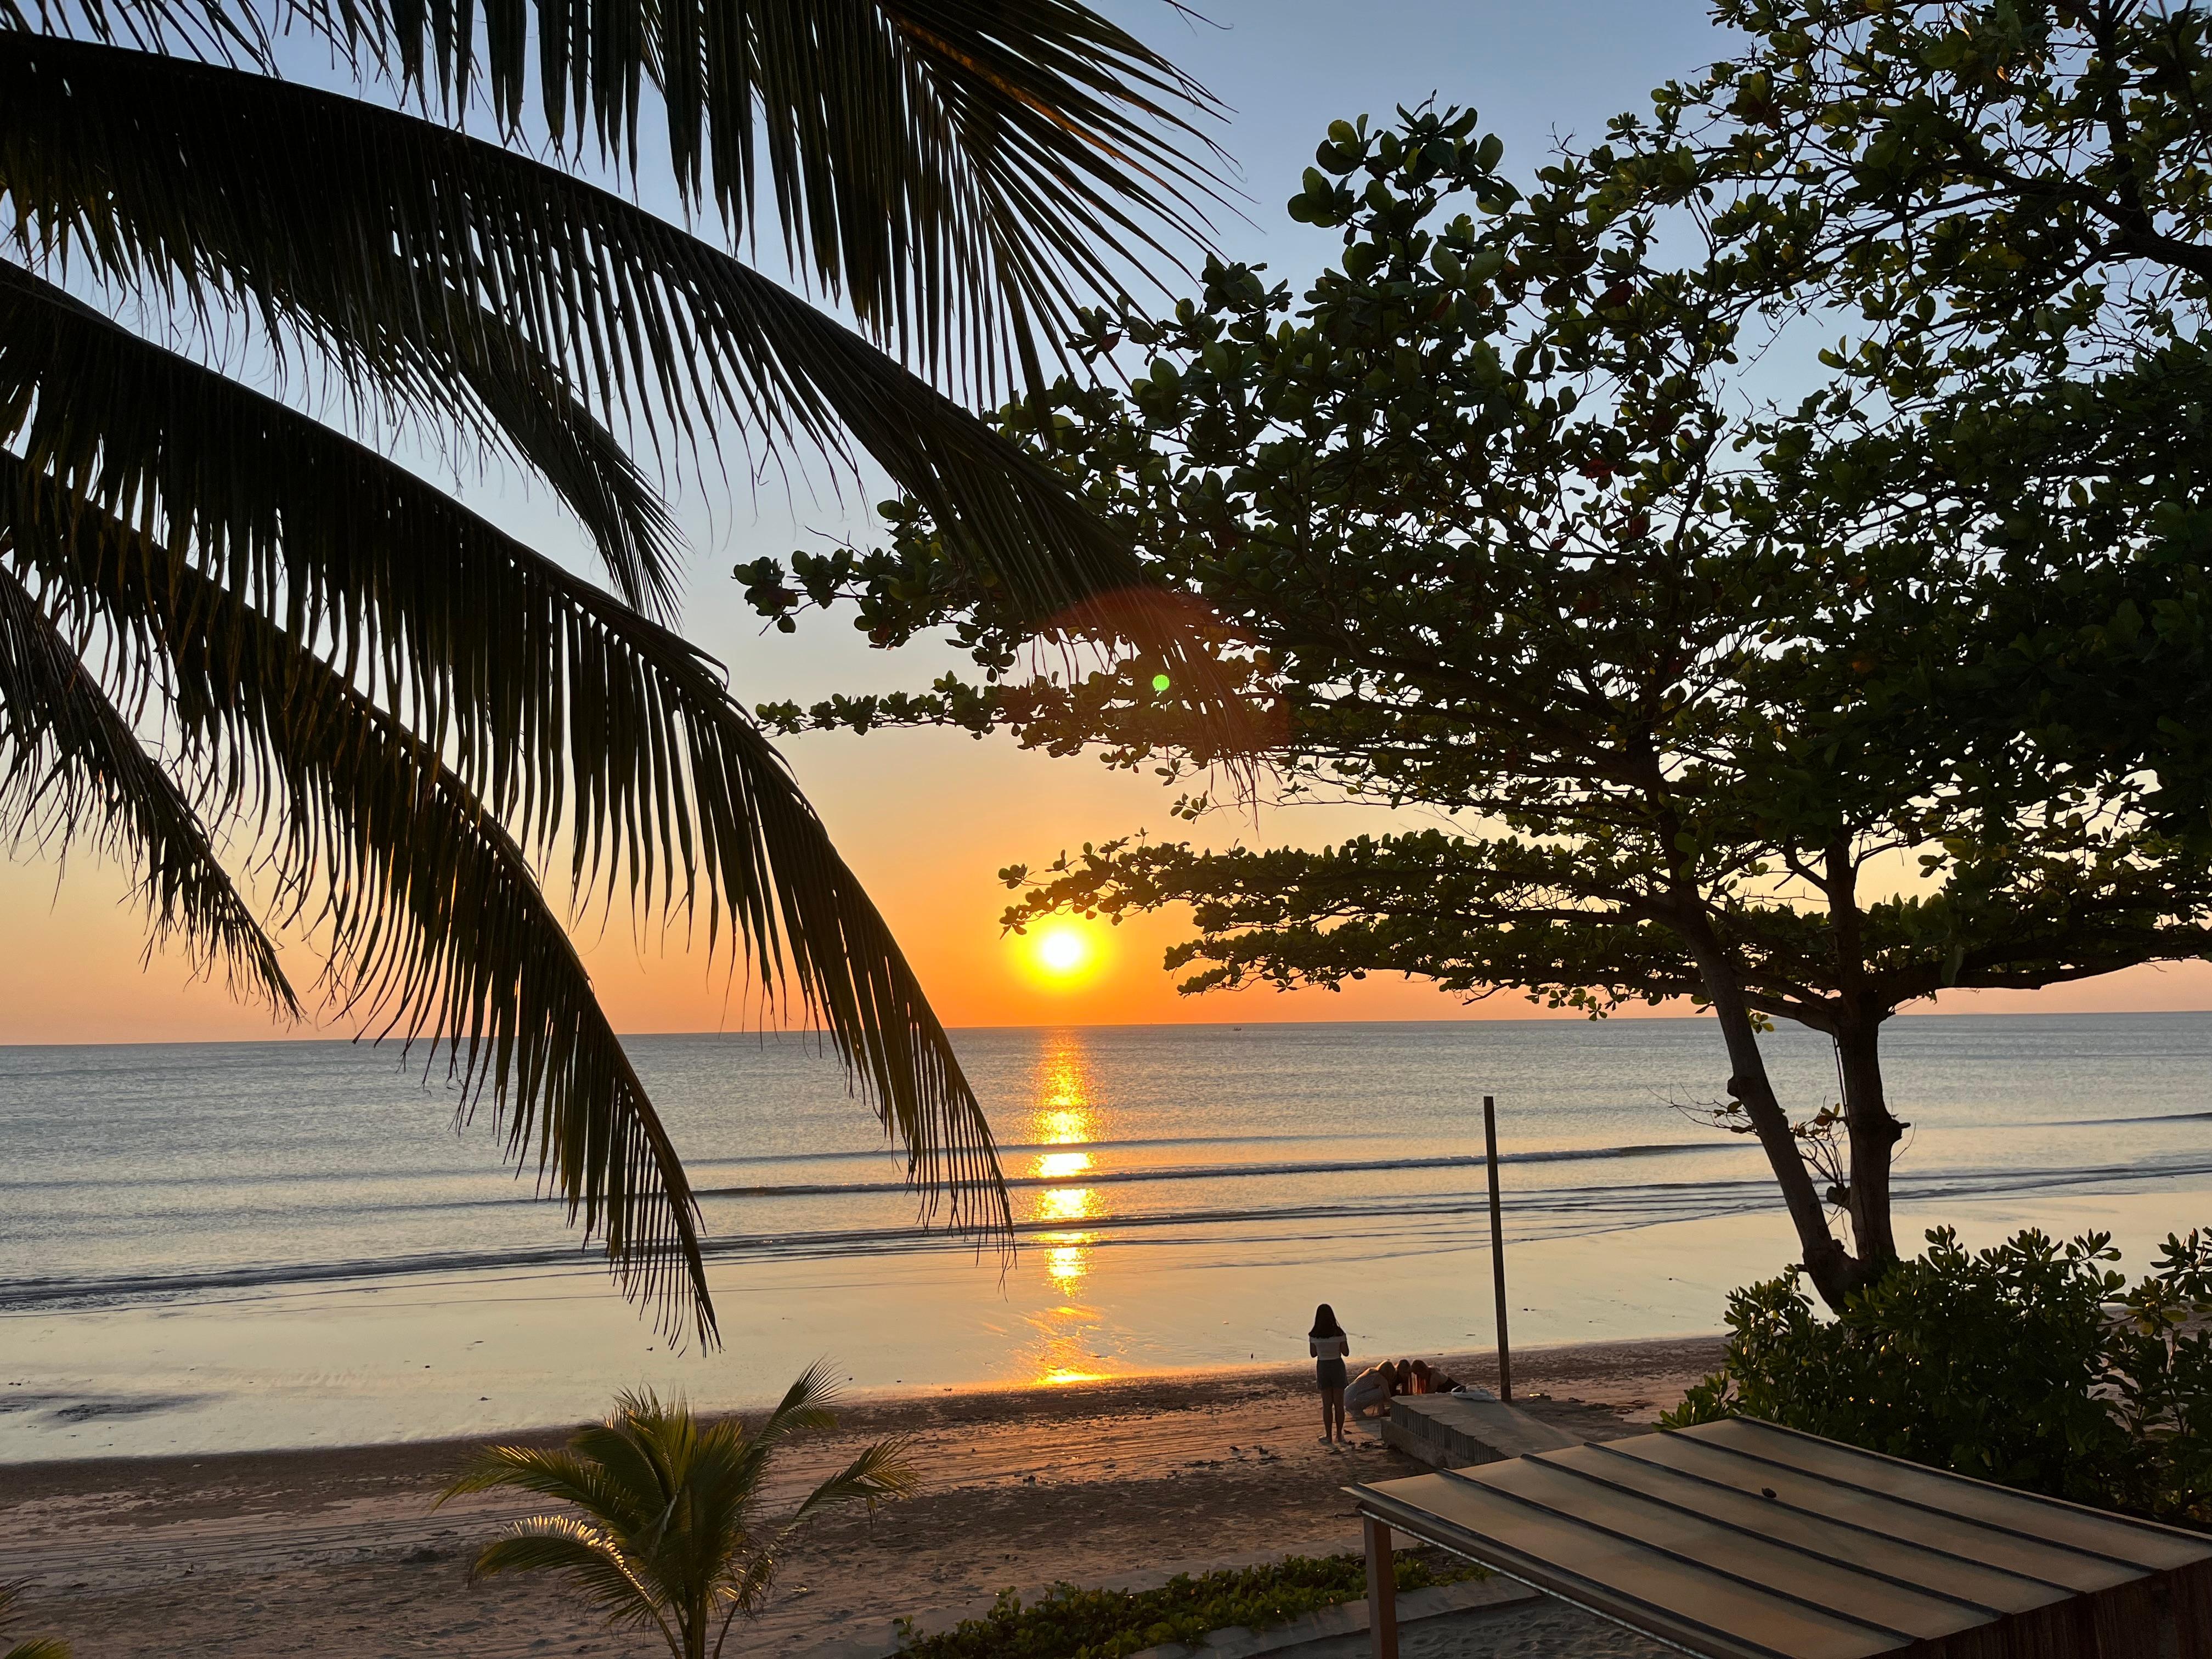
[1362, 1515, 1398, 1659]
[1483, 1093, 1513, 1403]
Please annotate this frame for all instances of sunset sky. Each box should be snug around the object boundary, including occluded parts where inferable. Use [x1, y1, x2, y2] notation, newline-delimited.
[5, 0, 2209, 1043]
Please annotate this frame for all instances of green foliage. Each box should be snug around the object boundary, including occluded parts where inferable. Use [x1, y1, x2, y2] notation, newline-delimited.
[1639, 0, 2212, 392]
[443, 1369, 915, 1659]
[1666, 1227, 2212, 1529]
[893, 1553, 1483, 1659]
[1630, 0, 2212, 839]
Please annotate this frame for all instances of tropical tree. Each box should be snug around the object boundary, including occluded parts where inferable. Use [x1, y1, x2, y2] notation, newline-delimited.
[0, 1583, 67, 1659]
[441, 1368, 910, 1659]
[1606, 0, 2212, 831]
[738, 94, 2212, 1310]
[0, 2, 1231, 1339]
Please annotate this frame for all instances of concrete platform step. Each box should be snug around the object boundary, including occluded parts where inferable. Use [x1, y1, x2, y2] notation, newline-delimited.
[1380, 1395, 1584, 1469]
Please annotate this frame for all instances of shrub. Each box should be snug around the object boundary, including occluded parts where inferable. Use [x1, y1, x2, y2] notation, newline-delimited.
[1665, 1227, 2212, 1528]
[893, 1551, 1483, 1659]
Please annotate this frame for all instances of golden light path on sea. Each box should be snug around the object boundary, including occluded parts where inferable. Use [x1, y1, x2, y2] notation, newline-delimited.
[1025, 1033, 1108, 1381]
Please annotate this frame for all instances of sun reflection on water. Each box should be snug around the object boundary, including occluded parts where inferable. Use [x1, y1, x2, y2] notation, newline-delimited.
[1038, 1186, 1097, 1223]
[1038, 1109, 1089, 1143]
[1020, 1034, 1115, 1386]
[1043, 1235, 1093, 1286]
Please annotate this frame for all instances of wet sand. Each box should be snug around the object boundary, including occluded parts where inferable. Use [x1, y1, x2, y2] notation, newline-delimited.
[0, 1335, 1720, 1659]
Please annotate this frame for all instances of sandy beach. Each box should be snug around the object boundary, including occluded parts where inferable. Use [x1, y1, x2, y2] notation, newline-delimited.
[0, 1335, 1719, 1659]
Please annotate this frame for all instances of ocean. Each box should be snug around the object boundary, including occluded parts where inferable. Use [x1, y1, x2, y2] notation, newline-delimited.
[4, 1014, 2209, 1458]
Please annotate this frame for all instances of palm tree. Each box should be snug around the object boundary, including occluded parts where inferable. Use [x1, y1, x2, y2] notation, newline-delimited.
[0, 4, 1227, 1339]
[0, 1584, 68, 1659]
[441, 1367, 908, 1659]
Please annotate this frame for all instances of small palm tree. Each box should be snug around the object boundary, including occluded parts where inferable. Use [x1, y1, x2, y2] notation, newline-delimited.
[441, 1366, 910, 1659]
[0, 1583, 69, 1659]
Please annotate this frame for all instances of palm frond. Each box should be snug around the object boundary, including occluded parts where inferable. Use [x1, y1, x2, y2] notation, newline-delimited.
[0, 1581, 69, 1659]
[2, 464, 719, 1336]
[443, 1381, 911, 1659]
[468, 1516, 676, 1646]
[573, 1407, 690, 1515]
[440, 1445, 650, 1526]
[0, 259, 1012, 1265]
[701, 1428, 913, 1658]
[785, 1436, 917, 1523]
[0, 561, 296, 1014]
[439, 300, 686, 621]
[8, 1, 1227, 394]
[706, 1360, 839, 1526]
[748, 1358, 843, 1447]
[0, 38, 1250, 716]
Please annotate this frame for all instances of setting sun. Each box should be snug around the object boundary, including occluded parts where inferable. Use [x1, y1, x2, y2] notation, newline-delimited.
[1027, 923, 1103, 984]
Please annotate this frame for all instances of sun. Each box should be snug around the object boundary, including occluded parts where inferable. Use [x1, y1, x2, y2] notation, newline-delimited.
[1039, 929, 1088, 973]
[1028, 923, 1101, 984]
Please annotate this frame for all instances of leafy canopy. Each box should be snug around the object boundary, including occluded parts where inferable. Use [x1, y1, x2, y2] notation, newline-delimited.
[747, 0, 2212, 1309]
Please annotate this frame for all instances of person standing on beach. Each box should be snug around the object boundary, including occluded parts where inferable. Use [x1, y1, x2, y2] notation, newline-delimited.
[1309, 1304, 1351, 1444]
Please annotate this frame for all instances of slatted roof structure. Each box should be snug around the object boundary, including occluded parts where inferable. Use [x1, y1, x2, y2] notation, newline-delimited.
[1347, 1417, 2212, 1659]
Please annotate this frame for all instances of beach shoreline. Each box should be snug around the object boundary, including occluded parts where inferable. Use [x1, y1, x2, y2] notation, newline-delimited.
[1, 1333, 1722, 1659]
[0, 1331, 1724, 1487]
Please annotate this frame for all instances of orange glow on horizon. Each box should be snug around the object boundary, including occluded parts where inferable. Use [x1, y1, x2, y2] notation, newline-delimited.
[11, 678, 2212, 1045]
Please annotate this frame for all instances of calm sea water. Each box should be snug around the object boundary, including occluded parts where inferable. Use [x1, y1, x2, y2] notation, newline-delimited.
[6, 1014, 2210, 1312]
[3, 1014, 2210, 1457]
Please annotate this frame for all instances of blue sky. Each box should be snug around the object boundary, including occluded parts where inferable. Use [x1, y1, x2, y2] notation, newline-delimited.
[1118, 1, 1729, 281]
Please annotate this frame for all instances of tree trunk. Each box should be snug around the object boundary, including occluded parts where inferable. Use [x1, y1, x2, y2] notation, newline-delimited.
[1832, 1018, 1904, 1275]
[1820, 842, 1902, 1290]
[1683, 933, 1862, 1307]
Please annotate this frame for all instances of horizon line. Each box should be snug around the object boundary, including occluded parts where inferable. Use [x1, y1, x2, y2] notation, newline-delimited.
[5, 1006, 2209, 1049]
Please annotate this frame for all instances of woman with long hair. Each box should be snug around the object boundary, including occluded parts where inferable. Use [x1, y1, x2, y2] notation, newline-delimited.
[1308, 1302, 1351, 1444]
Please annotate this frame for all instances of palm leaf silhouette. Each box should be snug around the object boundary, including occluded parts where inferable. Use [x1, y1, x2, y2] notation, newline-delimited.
[12, 1, 1226, 393]
[0, 35, 1235, 670]
[0, 562, 297, 1016]
[0, 0, 1224, 1334]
